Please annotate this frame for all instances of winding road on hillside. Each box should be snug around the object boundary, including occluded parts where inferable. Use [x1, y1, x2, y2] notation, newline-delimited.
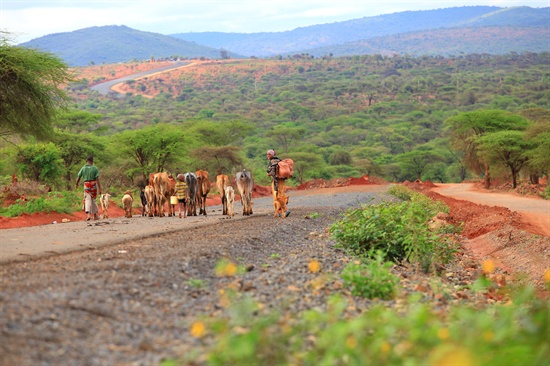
[90, 61, 191, 95]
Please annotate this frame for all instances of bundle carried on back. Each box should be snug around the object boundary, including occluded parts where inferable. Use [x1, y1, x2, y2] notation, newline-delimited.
[276, 158, 294, 179]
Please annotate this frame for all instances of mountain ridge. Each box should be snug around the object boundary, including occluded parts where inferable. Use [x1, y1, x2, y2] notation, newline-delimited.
[20, 6, 549, 66]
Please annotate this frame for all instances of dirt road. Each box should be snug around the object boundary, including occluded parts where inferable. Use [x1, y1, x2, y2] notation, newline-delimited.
[1, 182, 548, 365]
[433, 183, 550, 237]
[0, 185, 389, 265]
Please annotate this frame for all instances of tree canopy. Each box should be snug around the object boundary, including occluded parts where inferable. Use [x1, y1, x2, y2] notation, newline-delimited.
[0, 33, 73, 140]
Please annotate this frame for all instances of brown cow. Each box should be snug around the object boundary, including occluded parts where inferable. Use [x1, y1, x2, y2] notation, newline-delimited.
[216, 174, 229, 216]
[152, 172, 175, 217]
[121, 190, 133, 218]
[236, 169, 253, 216]
[225, 186, 235, 217]
[184, 172, 198, 216]
[196, 169, 210, 216]
[144, 185, 156, 217]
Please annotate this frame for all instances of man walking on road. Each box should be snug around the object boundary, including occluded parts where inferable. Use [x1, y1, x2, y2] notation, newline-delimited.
[75, 155, 102, 221]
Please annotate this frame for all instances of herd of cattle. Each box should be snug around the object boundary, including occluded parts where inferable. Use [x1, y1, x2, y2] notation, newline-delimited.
[100, 169, 254, 219]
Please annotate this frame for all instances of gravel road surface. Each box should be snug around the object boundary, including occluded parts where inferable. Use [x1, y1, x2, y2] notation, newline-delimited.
[0, 185, 389, 264]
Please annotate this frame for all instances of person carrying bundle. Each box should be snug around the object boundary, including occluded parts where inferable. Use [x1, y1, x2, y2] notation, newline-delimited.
[266, 149, 293, 218]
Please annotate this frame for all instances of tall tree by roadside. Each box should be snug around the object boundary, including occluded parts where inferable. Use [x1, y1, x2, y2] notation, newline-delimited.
[444, 110, 529, 189]
[477, 130, 533, 189]
[0, 32, 72, 140]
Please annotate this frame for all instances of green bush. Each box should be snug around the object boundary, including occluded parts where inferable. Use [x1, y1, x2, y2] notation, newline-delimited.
[341, 251, 398, 299]
[329, 188, 455, 271]
[0, 191, 81, 217]
[541, 186, 550, 200]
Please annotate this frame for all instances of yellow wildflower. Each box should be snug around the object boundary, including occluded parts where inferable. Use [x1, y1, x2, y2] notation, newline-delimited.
[225, 262, 238, 276]
[429, 345, 473, 366]
[308, 260, 321, 273]
[482, 260, 495, 274]
[437, 328, 450, 340]
[380, 342, 391, 354]
[190, 321, 206, 338]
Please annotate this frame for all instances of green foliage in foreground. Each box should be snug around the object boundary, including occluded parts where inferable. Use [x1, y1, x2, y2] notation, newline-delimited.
[0, 191, 81, 217]
[341, 251, 398, 299]
[162, 192, 548, 366]
[328, 185, 453, 270]
[171, 287, 548, 366]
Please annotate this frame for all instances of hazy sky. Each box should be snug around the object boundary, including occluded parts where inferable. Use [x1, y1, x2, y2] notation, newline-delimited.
[2, 0, 548, 44]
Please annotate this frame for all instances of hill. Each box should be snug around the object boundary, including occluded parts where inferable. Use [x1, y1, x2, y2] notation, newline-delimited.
[300, 26, 550, 57]
[171, 6, 549, 56]
[20, 25, 243, 67]
[19, 6, 549, 66]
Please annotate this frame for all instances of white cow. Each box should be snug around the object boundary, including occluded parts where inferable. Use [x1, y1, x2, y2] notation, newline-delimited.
[99, 193, 111, 219]
[236, 169, 253, 216]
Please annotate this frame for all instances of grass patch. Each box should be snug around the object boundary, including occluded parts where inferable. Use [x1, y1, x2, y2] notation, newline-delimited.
[0, 191, 82, 217]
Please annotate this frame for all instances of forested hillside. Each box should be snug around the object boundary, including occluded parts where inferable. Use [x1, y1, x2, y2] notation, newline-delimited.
[1, 53, 548, 194]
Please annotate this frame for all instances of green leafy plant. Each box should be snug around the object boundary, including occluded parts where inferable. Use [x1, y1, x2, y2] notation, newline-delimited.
[187, 278, 208, 289]
[340, 251, 398, 299]
[329, 189, 455, 271]
[0, 191, 81, 217]
[541, 186, 550, 200]
[177, 287, 549, 366]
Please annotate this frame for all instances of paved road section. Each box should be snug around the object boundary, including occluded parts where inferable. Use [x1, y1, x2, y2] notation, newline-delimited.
[90, 61, 190, 95]
[0, 186, 390, 265]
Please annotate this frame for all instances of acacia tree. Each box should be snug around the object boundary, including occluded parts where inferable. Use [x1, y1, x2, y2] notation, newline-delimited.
[396, 148, 444, 181]
[0, 33, 72, 140]
[114, 124, 191, 181]
[477, 131, 533, 188]
[189, 146, 243, 174]
[445, 110, 529, 188]
[265, 126, 306, 154]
